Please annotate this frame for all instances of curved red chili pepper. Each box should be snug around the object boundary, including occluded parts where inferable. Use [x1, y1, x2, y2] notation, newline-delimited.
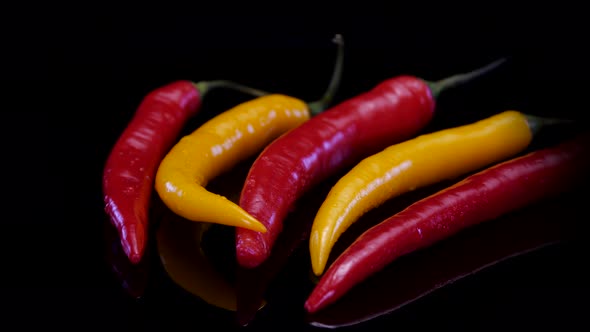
[304, 132, 590, 313]
[236, 59, 506, 268]
[103, 80, 266, 264]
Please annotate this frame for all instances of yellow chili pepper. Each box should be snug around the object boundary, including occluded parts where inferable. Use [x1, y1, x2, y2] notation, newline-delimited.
[155, 35, 344, 231]
[309, 110, 556, 276]
[155, 95, 310, 231]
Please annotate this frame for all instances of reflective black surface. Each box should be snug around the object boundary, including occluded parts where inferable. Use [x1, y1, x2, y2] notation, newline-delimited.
[4, 3, 589, 331]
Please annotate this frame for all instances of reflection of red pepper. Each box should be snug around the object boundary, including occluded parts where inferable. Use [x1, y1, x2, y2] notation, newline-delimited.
[103, 217, 149, 299]
[305, 132, 590, 313]
[237, 59, 506, 268]
[307, 194, 569, 328]
[103, 80, 267, 264]
[235, 177, 330, 326]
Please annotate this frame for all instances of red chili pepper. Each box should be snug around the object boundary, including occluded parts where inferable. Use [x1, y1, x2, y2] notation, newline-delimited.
[304, 132, 590, 313]
[236, 59, 506, 268]
[103, 80, 267, 264]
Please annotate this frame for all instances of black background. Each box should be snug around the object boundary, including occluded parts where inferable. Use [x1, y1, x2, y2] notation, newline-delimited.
[3, 2, 589, 331]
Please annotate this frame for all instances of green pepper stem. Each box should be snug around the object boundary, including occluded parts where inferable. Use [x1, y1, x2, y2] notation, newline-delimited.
[308, 34, 345, 116]
[194, 80, 270, 98]
[525, 114, 575, 135]
[427, 58, 508, 98]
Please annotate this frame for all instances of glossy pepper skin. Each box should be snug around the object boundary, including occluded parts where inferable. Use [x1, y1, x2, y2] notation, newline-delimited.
[103, 80, 266, 264]
[309, 110, 536, 275]
[237, 59, 506, 268]
[305, 132, 590, 313]
[155, 95, 310, 232]
[154, 35, 345, 232]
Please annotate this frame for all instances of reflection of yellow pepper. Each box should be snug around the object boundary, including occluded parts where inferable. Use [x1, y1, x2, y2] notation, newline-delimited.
[155, 35, 344, 231]
[157, 216, 239, 310]
[310, 110, 536, 275]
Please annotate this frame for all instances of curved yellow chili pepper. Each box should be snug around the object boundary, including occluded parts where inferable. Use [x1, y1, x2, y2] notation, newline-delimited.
[310, 110, 536, 275]
[155, 94, 310, 232]
[155, 35, 344, 231]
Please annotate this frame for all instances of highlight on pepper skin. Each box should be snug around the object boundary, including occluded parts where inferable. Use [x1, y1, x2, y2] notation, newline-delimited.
[308, 110, 537, 276]
[155, 35, 346, 235]
[154, 94, 312, 232]
[102, 79, 271, 264]
[305, 130, 590, 314]
[236, 59, 506, 270]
